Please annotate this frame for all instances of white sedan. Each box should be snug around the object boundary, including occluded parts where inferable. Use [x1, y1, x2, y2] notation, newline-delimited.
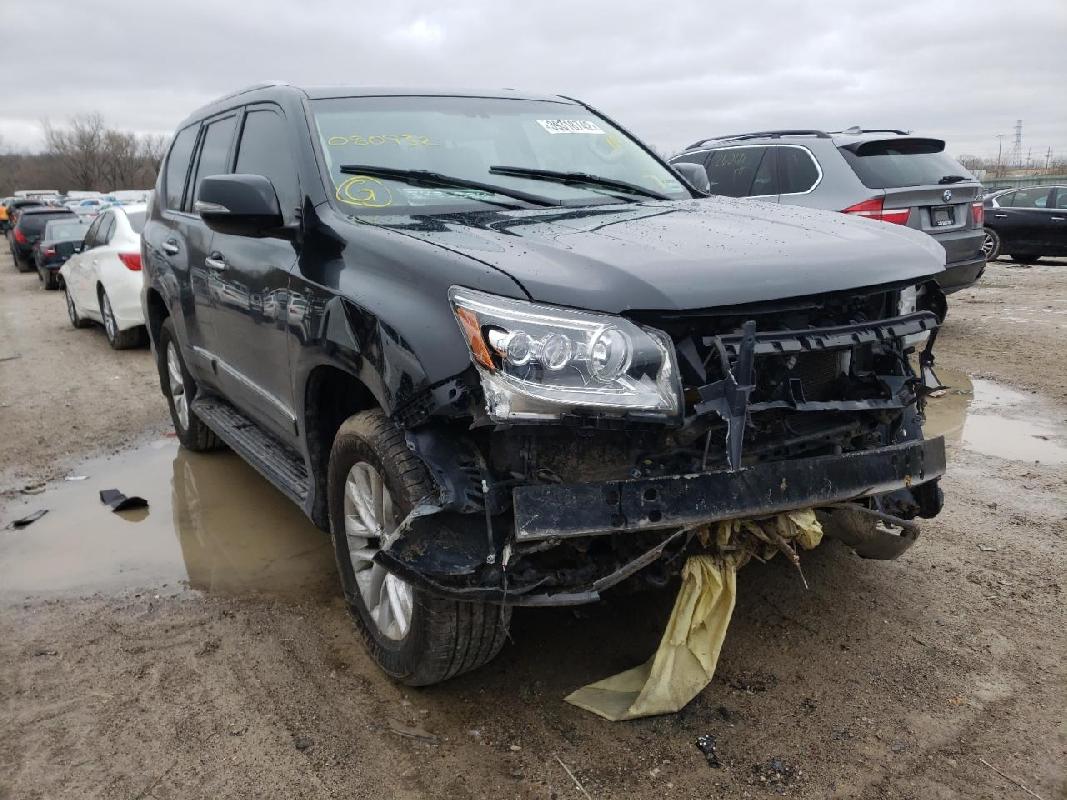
[60, 203, 148, 349]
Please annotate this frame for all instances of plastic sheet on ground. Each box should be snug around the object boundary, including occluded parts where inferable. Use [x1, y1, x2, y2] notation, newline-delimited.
[565, 510, 823, 721]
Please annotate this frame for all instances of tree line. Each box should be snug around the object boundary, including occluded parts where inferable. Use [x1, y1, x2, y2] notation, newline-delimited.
[0, 113, 166, 196]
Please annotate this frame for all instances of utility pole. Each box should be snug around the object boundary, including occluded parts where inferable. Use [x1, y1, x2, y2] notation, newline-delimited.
[1045, 146, 1052, 172]
[995, 134, 1005, 178]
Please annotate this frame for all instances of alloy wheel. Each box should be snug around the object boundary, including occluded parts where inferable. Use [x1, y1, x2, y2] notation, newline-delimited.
[344, 461, 413, 641]
[982, 230, 998, 260]
[166, 342, 189, 430]
[102, 293, 117, 341]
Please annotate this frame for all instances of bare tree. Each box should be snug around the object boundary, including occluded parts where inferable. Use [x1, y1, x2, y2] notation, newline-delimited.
[43, 112, 108, 190]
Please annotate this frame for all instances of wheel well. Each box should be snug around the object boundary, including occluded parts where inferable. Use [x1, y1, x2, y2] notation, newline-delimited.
[144, 288, 169, 348]
[304, 365, 378, 528]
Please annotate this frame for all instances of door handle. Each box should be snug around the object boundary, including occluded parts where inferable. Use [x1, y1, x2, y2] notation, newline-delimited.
[993, 214, 1008, 218]
[204, 253, 227, 271]
[162, 239, 180, 255]
[1051, 216, 1065, 222]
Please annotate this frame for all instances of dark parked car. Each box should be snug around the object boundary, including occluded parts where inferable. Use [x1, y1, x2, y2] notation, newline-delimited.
[670, 129, 986, 293]
[8, 206, 77, 271]
[143, 84, 949, 685]
[34, 218, 90, 289]
[982, 185, 1067, 261]
[3, 197, 46, 235]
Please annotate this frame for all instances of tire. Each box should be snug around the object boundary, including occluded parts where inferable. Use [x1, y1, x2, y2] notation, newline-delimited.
[981, 227, 1001, 261]
[42, 269, 59, 290]
[157, 317, 222, 452]
[64, 286, 92, 329]
[1007, 254, 1043, 264]
[328, 409, 510, 686]
[14, 252, 32, 273]
[100, 289, 145, 350]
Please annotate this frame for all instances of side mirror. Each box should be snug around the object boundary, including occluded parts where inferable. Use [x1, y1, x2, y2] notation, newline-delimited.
[195, 174, 287, 238]
[672, 162, 711, 195]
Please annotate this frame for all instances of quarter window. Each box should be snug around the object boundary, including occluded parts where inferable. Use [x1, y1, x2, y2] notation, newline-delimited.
[163, 124, 199, 211]
[235, 108, 300, 220]
[778, 147, 820, 194]
[191, 115, 238, 209]
[704, 147, 769, 197]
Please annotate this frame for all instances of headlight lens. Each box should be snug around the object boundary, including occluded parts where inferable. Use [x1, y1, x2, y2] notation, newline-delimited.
[449, 287, 680, 421]
[898, 284, 931, 349]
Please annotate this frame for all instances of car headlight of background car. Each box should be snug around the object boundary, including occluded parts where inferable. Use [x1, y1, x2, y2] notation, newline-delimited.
[449, 287, 680, 422]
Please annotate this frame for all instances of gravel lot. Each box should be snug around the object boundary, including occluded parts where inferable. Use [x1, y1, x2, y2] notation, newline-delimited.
[1, 250, 1065, 799]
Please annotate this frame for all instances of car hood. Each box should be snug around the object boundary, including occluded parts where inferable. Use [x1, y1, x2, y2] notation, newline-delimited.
[375, 197, 946, 313]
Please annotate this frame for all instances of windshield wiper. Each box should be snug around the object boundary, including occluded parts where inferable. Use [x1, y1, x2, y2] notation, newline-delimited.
[488, 166, 671, 201]
[937, 175, 969, 184]
[338, 165, 556, 208]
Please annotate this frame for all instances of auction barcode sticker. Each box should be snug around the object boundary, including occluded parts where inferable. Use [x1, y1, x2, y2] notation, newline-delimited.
[536, 119, 606, 135]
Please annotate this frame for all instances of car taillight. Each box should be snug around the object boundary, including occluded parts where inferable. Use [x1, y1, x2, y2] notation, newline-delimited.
[118, 252, 142, 271]
[972, 201, 984, 227]
[44, 247, 56, 257]
[841, 197, 911, 225]
[13, 228, 27, 244]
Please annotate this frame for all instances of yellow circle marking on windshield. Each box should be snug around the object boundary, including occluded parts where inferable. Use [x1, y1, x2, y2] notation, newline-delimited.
[336, 176, 394, 208]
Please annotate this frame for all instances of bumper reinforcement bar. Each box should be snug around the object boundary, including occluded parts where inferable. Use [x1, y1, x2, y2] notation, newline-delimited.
[513, 437, 946, 541]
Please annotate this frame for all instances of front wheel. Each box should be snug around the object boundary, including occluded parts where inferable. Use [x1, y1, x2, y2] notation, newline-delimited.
[981, 227, 1001, 261]
[328, 410, 510, 685]
[64, 286, 92, 329]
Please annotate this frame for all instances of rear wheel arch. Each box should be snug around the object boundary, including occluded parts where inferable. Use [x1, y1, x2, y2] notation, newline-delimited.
[144, 287, 170, 348]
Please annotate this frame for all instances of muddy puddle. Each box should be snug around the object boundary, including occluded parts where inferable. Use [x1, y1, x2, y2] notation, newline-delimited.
[0, 439, 338, 602]
[924, 369, 1067, 464]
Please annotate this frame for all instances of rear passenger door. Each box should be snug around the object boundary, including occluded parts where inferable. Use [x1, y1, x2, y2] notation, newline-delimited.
[201, 104, 301, 442]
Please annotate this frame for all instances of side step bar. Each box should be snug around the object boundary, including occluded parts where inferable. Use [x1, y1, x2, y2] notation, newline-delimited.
[191, 396, 310, 506]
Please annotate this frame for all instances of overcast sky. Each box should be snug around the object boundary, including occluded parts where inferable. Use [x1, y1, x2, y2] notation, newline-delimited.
[2, 0, 1064, 162]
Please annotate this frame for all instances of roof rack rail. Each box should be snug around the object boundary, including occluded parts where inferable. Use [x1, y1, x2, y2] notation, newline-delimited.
[208, 81, 293, 105]
[685, 129, 831, 149]
[830, 126, 912, 136]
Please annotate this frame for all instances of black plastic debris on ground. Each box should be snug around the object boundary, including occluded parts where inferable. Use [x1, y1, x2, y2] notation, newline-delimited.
[99, 489, 148, 512]
[695, 734, 722, 768]
[10, 509, 48, 529]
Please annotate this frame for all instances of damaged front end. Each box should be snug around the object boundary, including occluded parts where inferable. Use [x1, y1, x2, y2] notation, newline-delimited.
[379, 279, 949, 606]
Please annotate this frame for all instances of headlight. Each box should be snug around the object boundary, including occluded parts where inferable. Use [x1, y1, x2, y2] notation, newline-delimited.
[449, 287, 680, 422]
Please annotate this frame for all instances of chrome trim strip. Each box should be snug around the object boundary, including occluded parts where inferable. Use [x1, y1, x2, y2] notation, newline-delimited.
[191, 346, 296, 424]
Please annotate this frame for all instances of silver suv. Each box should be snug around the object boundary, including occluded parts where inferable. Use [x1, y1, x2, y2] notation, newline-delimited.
[670, 128, 985, 293]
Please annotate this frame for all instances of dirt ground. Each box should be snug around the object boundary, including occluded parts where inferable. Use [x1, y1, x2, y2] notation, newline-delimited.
[1, 250, 1065, 800]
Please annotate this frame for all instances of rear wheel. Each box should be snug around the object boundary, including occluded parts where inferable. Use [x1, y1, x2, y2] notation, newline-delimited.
[64, 286, 91, 329]
[157, 318, 222, 451]
[100, 290, 145, 349]
[328, 409, 510, 685]
[42, 269, 60, 290]
[981, 227, 1000, 261]
[1007, 253, 1043, 264]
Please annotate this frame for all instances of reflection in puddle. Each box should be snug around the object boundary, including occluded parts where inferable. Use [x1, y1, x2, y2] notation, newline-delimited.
[924, 369, 1067, 465]
[0, 441, 338, 602]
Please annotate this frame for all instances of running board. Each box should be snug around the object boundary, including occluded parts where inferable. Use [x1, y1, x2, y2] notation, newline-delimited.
[191, 396, 309, 505]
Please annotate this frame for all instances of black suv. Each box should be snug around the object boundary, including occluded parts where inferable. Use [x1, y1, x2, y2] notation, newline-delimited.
[143, 84, 949, 685]
[9, 206, 77, 271]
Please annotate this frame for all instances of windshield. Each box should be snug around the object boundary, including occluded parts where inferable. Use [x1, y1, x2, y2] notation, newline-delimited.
[311, 95, 689, 214]
[839, 139, 975, 190]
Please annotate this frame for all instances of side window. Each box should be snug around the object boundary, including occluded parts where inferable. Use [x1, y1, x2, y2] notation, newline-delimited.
[163, 124, 199, 211]
[83, 215, 104, 247]
[778, 147, 820, 194]
[1009, 187, 1051, 209]
[235, 108, 300, 220]
[749, 148, 778, 196]
[97, 213, 115, 245]
[994, 191, 1014, 208]
[670, 151, 710, 167]
[704, 147, 767, 197]
[1053, 189, 1067, 210]
[190, 115, 239, 209]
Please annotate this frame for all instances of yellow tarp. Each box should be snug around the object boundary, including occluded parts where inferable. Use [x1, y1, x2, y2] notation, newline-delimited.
[565, 510, 822, 721]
